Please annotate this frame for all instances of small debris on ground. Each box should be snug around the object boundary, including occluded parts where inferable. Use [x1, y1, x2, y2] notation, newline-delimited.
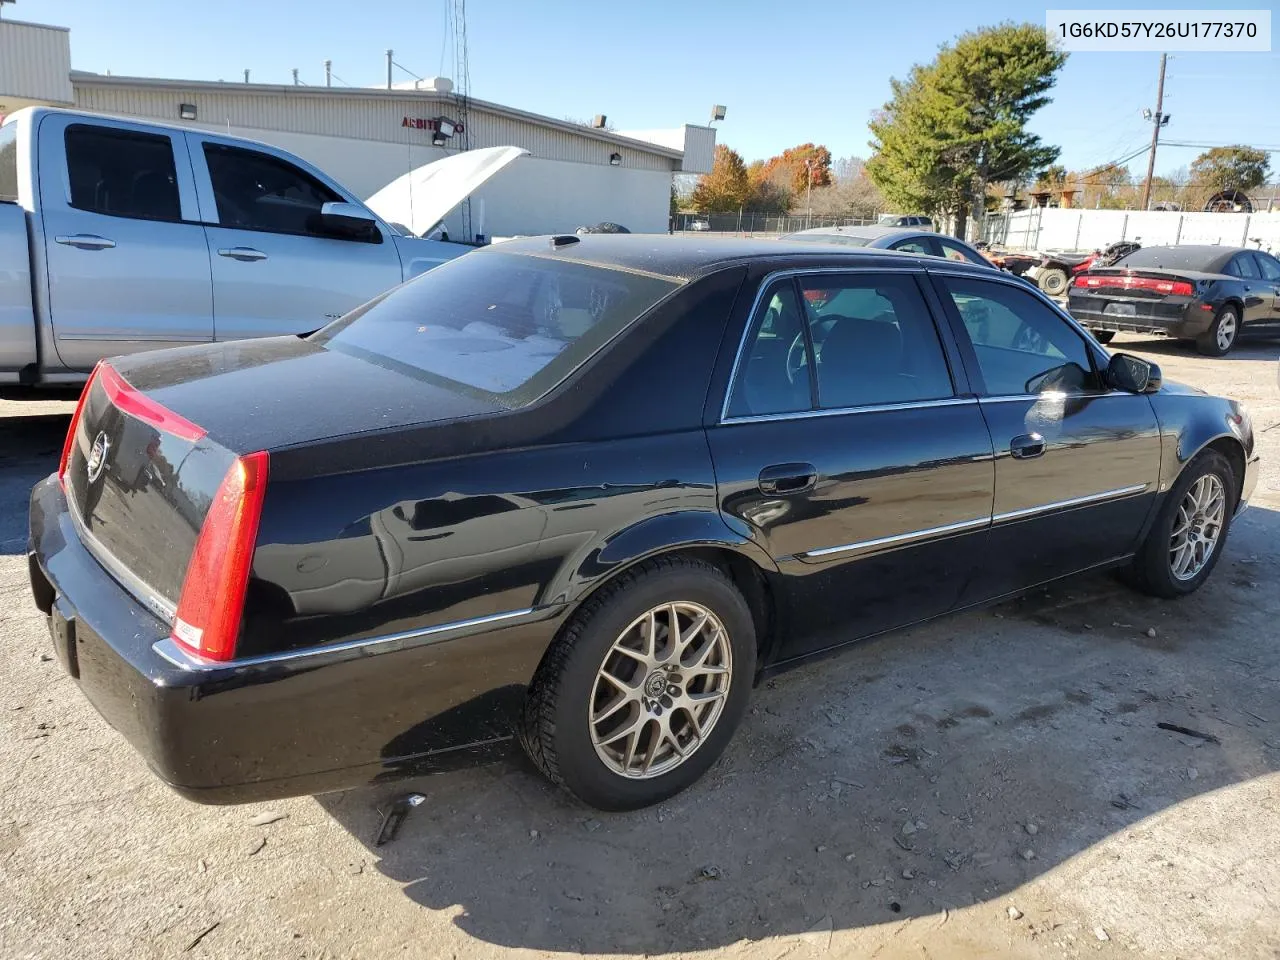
[1111, 793, 1139, 810]
[1157, 722, 1221, 744]
[1187, 767, 1199, 781]
[581, 818, 601, 833]
[1146, 627, 1158, 638]
[1025, 822, 1039, 836]
[1007, 906, 1024, 920]
[902, 868, 915, 879]
[249, 811, 287, 827]
[197, 859, 207, 873]
[815, 845, 826, 853]
[183, 921, 220, 952]
[1095, 925, 1110, 942]
[692, 864, 721, 883]
[246, 837, 267, 857]
[1020, 848, 1036, 861]
[844, 852, 856, 862]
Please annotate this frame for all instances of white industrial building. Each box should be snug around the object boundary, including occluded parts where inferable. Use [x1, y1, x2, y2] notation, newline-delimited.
[0, 17, 716, 239]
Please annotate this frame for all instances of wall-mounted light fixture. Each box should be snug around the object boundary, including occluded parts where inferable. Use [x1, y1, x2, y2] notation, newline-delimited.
[609, 153, 622, 166]
[432, 116, 458, 147]
[179, 103, 198, 120]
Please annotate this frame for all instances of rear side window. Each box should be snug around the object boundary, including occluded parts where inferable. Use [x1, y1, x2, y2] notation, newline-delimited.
[1256, 253, 1280, 281]
[65, 125, 181, 221]
[799, 274, 954, 408]
[203, 143, 347, 238]
[314, 251, 680, 406]
[0, 123, 17, 202]
[1228, 254, 1260, 279]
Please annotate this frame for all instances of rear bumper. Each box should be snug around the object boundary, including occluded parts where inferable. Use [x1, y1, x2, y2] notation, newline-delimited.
[1068, 296, 1212, 339]
[28, 475, 561, 803]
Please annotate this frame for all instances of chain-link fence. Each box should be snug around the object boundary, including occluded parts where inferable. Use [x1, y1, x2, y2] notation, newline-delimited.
[671, 212, 881, 235]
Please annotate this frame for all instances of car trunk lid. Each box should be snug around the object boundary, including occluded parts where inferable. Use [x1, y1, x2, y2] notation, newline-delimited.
[62, 338, 504, 619]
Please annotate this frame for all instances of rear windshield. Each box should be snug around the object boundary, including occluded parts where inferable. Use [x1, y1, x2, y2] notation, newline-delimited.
[1115, 247, 1227, 271]
[313, 250, 681, 406]
[0, 123, 18, 203]
[788, 233, 873, 247]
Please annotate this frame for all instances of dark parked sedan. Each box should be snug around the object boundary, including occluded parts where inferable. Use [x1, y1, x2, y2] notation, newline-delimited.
[1069, 245, 1280, 356]
[30, 236, 1259, 811]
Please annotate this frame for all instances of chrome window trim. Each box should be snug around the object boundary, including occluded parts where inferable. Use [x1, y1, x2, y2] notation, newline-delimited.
[718, 264, 961, 424]
[66, 490, 177, 624]
[979, 390, 1130, 405]
[153, 606, 545, 672]
[722, 396, 978, 426]
[798, 515, 989, 561]
[992, 483, 1149, 524]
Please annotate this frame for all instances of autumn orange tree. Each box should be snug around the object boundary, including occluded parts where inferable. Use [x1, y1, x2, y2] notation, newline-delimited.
[760, 144, 834, 196]
[690, 145, 751, 212]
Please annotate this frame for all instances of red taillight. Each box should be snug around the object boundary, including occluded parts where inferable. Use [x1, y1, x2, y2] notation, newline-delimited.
[59, 362, 103, 489]
[99, 363, 206, 442]
[171, 451, 270, 662]
[1074, 274, 1194, 296]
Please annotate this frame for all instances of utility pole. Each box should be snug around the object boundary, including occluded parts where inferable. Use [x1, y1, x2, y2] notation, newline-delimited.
[1140, 53, 1168, 211]
[805, 159, 814, 229]
[324, 60, 332, 87]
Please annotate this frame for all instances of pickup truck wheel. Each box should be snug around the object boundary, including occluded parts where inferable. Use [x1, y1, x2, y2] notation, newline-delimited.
[519, 557, 756, 811]
[1091, 330, 1116, 344]
[1038, 267, 1069, 297]
[1196, 306, 1238, 356]
[1124, 450, 1234, 599]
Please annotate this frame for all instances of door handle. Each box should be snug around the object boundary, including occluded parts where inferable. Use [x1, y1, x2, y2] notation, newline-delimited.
[54, 234, 115, 250]
[217, 247, 268, 262]
[1010, 433, 1046, 460]
[758, 462, 817, 495]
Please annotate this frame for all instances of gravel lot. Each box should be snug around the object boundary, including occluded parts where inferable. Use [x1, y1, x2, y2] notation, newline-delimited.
[2, 333, 1278, 960]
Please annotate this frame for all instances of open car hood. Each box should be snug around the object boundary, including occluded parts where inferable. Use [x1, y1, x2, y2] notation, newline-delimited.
[364, 145, 528, 237]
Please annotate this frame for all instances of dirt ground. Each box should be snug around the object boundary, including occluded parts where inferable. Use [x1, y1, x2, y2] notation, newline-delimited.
[1, 333, 1278, 960]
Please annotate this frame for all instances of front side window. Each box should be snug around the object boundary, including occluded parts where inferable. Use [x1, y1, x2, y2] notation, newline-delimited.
[798, 273, 954, 408]
[64, 124, 181, 222]
[203, 143, 348, 238]
[941, 276, 1098, 395]
[726, 280, 812, 418]
[314, 251, 680, 406]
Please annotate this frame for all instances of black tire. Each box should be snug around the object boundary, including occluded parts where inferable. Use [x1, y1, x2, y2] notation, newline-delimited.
[1038, 267, 1069, 297]
[1124, 450, 1235, 599]
[1092, 330, 1116, 344]
[519, 556, 756, 811]
[1196, 305, 1240, 357]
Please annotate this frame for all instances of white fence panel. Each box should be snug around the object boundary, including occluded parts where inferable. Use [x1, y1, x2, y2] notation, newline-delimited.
[987, 209, 1280, 254]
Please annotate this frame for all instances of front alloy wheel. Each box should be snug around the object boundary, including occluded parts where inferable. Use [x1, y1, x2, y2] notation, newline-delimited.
[1169, 473, 1226, 581]
[590, 602, 732, 779]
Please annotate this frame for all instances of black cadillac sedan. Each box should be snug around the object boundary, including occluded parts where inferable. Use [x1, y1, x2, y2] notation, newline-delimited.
[30, 236, 1259, 811]
[1069, 244, 1280, 356]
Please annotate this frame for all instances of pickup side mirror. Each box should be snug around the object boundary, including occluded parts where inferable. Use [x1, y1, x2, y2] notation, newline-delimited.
[315, 201, 380, 241]
[1107, 352, 1162, 394]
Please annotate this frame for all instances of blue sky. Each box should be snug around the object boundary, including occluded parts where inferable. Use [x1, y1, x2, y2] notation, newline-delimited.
[25, 0, 1280, 179]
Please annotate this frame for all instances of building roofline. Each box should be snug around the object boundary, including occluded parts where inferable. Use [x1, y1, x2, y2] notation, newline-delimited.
[69, 72, 686, 160]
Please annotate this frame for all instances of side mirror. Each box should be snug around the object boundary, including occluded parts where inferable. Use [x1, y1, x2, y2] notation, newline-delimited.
[1107, 353, 1162, 394]
[316, 201, 379, 240]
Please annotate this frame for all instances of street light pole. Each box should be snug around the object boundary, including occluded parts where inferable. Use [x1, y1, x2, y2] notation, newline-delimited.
[805, 159, 814, 229]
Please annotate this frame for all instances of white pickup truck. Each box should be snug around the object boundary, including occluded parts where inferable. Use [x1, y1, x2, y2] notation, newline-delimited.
[0, 106, 524, 391]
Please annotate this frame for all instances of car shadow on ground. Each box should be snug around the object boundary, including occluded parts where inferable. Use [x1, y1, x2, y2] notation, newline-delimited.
[316, 504, 1280, 955]
[0, 410, 70, 554]
[1110, 335, 1280, 362]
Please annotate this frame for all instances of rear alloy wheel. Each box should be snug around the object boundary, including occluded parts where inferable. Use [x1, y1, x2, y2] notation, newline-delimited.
[1196, 305, 1239, 356]
[520, 557, 755, 810]
[1124, 450, 1235, 598]
[1038, 267, 1069, 298]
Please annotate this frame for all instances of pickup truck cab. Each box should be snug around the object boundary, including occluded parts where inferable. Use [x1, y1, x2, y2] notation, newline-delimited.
[0, 107, 523, 389]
